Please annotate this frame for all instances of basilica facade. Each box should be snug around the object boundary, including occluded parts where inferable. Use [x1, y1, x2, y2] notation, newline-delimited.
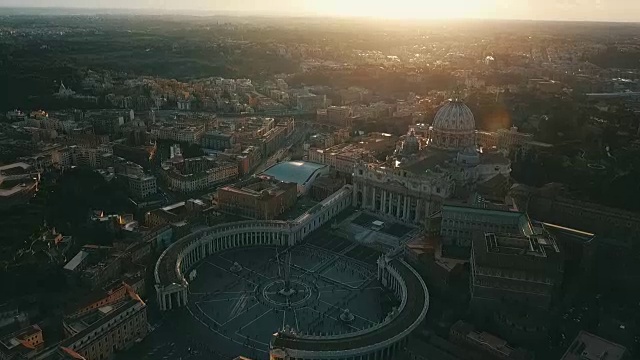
[352, 98, 511, 226]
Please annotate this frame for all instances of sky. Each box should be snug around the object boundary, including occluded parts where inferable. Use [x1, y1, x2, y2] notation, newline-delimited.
[1, 0, 640, 22]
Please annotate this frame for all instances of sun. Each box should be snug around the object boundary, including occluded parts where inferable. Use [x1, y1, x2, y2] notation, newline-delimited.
[308, 0, 493, 20]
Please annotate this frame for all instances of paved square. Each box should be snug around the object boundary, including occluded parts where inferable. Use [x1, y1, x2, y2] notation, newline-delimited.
[176, 240, 395, 359]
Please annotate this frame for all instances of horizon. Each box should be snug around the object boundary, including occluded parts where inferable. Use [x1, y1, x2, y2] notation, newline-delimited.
[1, 6, 640, 25]
[1, 0, 640, 23]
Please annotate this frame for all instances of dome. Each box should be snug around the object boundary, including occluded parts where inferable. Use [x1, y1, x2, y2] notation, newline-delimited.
[432, 99, 475, 132]
[402, 131, 420, 155]
[430, 99, 476, 150]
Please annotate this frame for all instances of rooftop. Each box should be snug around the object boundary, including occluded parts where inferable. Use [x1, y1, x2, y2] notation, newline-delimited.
[0, 325, 42, 353]
[0, 162, 31, 175]
[451, 321, 533, 360]
[63, 251, 90, 272]
[261, 161, 328, 186]
[473, 231, 563, 274]
[61, 290, 145, 348]
[401, 150, 453, 175]
[220, 177, 297, 199]
[561, 331, 628, 360]
[479, 151, 510, 165]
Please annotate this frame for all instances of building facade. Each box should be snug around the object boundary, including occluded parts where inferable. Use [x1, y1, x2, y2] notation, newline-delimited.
[0, 325, 45, 359]
[352, 162, 452, 225]
[157, 125, 205, 144]
[123, 173, 157, 199]
[59, 286, 147, 360]
[469, 226, 564, 345]
[162, 161, 238, 193]
[352, 99, 511, 227]
[217, 178, 298, 220]
[440, 198, 530, 254]
[470, 231, 563, 310]
[201, 132, 235, 150]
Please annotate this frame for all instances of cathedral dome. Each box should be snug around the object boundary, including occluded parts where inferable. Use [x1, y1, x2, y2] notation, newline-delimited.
[430, 99, 476, 150]
[432, 99, 475, 132]
[402, 131, 420, 155]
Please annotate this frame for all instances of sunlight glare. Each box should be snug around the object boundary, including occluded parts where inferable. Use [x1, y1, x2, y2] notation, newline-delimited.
[309, 0, 495, 20]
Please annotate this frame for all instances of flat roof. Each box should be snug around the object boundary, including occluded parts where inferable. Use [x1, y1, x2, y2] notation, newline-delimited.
[261, 161, 328, 186]
[0, 162, 31, 173]
[561, 331, 627, 360]
[63, 251, 90, 271]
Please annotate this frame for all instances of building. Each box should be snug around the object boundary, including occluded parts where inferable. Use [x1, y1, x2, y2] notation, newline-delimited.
[439, 196, 530, 256]
[52, 147, 73, 169]
[477, 127, 550, 153]
[236, 146, 262, 176]
[510, 183, 640, 248]
[470, 229, 563, 310]
[429, 98, 476, 150]
[496, 127, 534, 149]
[161, 158, 238, 193]
[68, 146, 109, 169]
[177, 99, 192, 111]
[310, 175, 346, 201]
[449, 321, 533, 360]
[59, 285, 147, 360]
[201, 132, 235, 150]
[217, 177, 298, 220]
[260, 161, 330, 196]
[469, 223, 563, 345]
[296, 94, 327, 112]
[64, 281, 136, 321]
[157, 125, 205, 144]
[308, 143, 377, 175]
[0, 162, 40, 210]
[121, 173, 157, 199]
[145, 199, 210, 227]
[560, 331, 628, 360]
[260, 126, 287, 157]
[406, 235, 466, 295]
[0, 325, 45, 360]
[275, 118, 295, 138]
[63, 246, 124, 290]
[352, 98, 511, 226]
[112, 159, 157, 199]
[0, 305, 29, 333]
[325, 106, 354, 127]
[112, 144, 153, 169]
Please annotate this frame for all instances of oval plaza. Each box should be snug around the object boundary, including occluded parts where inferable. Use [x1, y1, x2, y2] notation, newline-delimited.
[154, 184, 430, 360]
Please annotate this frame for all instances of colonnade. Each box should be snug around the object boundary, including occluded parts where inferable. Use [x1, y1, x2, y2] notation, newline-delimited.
[270, 338, 410, 360]
[377, 258, 405, 301]
[153, 184, 431, 360]
[269, 256, 427, 360]
[353, 182, 433, 224]
[155, 186, 353, 311]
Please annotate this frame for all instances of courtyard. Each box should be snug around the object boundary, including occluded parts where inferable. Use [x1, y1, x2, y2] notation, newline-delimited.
[121, 237, 397, 360]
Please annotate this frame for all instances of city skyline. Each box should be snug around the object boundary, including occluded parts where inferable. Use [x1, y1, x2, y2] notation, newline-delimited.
[1, 1, 640, 359]
[1, 0, 640, 22]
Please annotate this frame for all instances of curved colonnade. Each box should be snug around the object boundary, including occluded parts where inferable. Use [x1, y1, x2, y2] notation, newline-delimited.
[269, 256, 428, 360]
[153, 185, 430, 360]
[154, 185, 355, 310]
